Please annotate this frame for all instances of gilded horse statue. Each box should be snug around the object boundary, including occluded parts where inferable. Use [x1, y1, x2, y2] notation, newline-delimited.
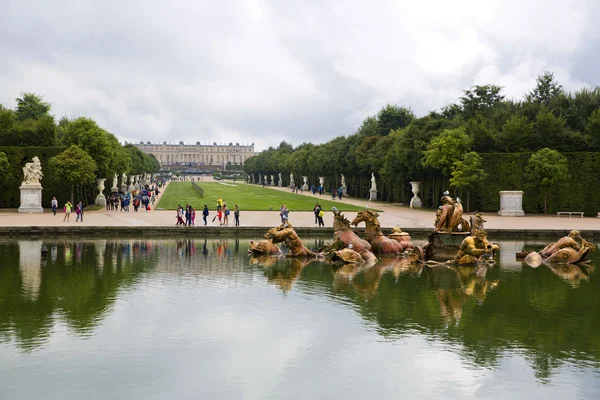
[263, 221, 319, 257]
[351, 209, 405, 255]
[321, 210, 377, 263]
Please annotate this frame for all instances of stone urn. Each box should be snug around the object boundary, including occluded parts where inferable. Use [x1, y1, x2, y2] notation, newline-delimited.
[319, 176, 325, 187]
[95, 178, 107, 206]
[302, 176, 309, 191]
[409, 181, 422, 208]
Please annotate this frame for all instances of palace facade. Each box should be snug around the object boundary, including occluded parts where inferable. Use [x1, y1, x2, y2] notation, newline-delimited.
[134, 141, 255, 166]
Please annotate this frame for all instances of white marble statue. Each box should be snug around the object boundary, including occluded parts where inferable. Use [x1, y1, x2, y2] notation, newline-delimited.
[341, 174, 346, 188]
[22, 157, 43, 185]
[370, 172, 377, 191]
[290, 172, 294, 185]
[121, 172, 127, 184]
[113, 173, 119, 189]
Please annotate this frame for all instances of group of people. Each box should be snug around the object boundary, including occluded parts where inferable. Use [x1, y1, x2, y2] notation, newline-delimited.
[313, 203, 325, 226]
[175, 197, 240, 226]
[51, 197, 85, 222]
[106, 185, 160, 212]
[176, 204, 196, 226]
[214, 197, 240, 226]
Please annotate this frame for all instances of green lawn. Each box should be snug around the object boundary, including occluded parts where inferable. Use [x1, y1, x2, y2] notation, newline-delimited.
[157, 182, 371, 211]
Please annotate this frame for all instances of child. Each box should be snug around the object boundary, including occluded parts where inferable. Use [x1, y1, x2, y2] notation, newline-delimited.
[217, 208, 223, 225]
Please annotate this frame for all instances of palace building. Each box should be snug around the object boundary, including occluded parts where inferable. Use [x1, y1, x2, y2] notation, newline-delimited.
[134, 141, 255, 166]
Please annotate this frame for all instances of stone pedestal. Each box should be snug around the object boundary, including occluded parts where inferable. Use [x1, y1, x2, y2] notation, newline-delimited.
[95, 178, 107, 207]
[18, 184, 43, 213]
[369, 189, 378, 201]
[121, 184, 128, 193]
[341, 186, 347, 195]
[498, 191, 524, 217]
[409, 181, 422, 209]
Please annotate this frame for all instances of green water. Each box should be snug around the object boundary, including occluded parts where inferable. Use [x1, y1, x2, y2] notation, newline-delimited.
[1, 238, 599, 399]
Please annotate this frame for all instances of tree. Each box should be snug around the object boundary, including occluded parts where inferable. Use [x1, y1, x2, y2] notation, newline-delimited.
[525, 148, 569, 214]
[15, 93, 51, 121]
[460, 85, 505, 118]
[423, 127, 473, 180]
[0, 151, 10, 181]
[496, 116, 534, 152]
[376, 105, 414, 136]
[527, 71, 563, 106]
[449, 152, 488, 212]
[48, 145, 97, 203]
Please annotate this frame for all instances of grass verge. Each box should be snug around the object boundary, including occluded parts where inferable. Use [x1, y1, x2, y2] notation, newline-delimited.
[157, 182, 371, 211]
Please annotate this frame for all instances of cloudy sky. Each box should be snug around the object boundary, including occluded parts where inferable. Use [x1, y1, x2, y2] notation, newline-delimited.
[2, 0, 599, 151]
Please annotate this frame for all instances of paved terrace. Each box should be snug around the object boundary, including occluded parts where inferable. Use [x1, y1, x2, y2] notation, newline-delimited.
[0, 181, 598, 235]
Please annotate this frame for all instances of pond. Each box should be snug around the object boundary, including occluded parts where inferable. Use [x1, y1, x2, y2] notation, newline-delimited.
[1, 238, 599, 400]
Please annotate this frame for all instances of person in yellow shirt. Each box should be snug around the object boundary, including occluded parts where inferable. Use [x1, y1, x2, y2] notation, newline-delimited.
[217, 197, 224, 211]
[63, 201, 73, 222]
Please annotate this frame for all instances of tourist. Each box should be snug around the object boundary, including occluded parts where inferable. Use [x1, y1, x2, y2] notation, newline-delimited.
[185, 204, 191, 226]
[338, 187, 343, 200]
[75, 201, 84, 222]
[190, 206, 196, 225]
[217, 208, 223, 225]
[313, 203, 320, 224]
[223, 205, 230, 226]
[331, 188, 336, 200]
[202, 205, 209, 225]
[317, 204, 325, 226]
[176, 204, 185, 225]
[234, 204, 240, 226]
[51, 197, 58, 215]
[217, 197, 224, 211]
[63, 201, 72, 222]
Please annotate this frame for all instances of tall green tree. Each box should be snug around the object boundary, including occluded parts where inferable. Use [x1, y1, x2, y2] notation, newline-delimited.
[526, 71, 563, 106]
[449, 151, 488, 212]
[525, 148, 569, 214]
[15, 93, 51, 121]
[376, 105, 414, 136]
[460, 85, 505, 119]
[423, 127, 473, 180]
[0, 151, 10, 181]
[48, 145, 97, 203]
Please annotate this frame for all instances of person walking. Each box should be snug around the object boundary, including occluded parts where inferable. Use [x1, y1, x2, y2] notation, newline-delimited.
[316, 204, 325, 226]
[217, 208, 223, 225]
[185, 204, 191, 226]
[202, 205, 209, 225]
[63, 201, 73, 222]
[234, 204, 240, 226]
[313, 203, 320, 224]
[51, 197, 58, 215]
[190, 206, 196, 226]
[75, 201, 84, 222]
[223, 205, 230, 226]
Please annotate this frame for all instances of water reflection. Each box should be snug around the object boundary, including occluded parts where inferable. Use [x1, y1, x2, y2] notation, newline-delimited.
[0, 238, 599, 384]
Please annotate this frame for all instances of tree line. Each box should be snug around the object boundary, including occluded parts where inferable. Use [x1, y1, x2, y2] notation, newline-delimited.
[243, 72, 598, 213]
[0, 93, 160, 205]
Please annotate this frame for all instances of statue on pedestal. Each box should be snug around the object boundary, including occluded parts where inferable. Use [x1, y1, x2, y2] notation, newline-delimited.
[112, 173, 119, 191]
[341, 174, 346, 188]
[370, 172, 377, 191]
[22, 157, 43, 185]
[290, 173, 295, 187]
[278, 172, 282, 187]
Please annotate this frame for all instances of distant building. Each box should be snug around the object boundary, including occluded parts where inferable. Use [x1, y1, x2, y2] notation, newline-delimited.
[134, 141, 255, 166]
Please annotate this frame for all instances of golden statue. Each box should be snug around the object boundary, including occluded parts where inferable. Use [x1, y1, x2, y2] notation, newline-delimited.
[435, 194, 471, 233]
[454, 229, 499, 264]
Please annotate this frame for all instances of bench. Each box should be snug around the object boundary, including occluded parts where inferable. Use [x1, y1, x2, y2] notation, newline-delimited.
[556, 212, 584, 218]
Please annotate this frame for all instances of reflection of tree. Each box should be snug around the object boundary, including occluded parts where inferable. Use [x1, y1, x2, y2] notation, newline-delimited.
[0, 240, 159, 351]
[309, 255, 600, 377]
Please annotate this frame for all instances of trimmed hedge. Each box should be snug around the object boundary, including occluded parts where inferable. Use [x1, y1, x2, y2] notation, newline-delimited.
[0, 146, 71, 208]
[473, 152, 600, 216]
[191, 181, 204, 198]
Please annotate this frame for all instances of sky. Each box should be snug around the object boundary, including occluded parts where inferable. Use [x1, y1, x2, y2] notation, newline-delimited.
[1, 0, 599, 152]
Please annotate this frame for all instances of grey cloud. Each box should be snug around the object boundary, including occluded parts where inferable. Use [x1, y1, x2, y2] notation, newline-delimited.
[1, 0, 599, 151]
